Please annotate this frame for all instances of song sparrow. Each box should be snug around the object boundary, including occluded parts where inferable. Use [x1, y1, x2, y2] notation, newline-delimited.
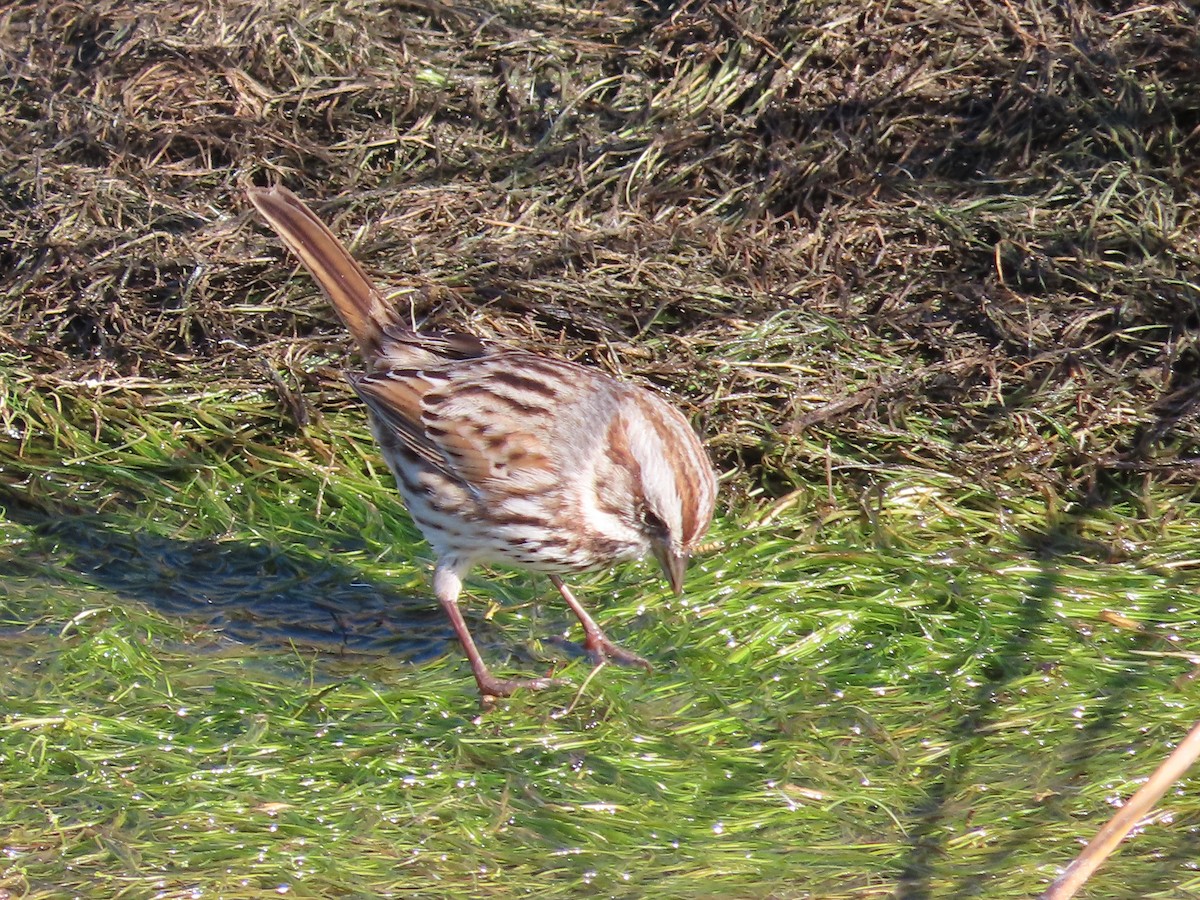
[247, 185, 716, 698]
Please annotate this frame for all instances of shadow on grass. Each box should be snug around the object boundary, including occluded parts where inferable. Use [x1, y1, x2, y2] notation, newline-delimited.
[0, 493, 465, 664]
[895, 495, 1192, 898]
[893, 535, 1055, 899]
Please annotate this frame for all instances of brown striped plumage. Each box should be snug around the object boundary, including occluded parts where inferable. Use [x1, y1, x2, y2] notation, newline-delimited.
[247, 185, 717, 698]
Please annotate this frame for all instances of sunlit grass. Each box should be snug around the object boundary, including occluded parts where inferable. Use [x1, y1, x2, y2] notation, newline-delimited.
[3, 371, 1200, 899]
[4, 0, 1200, 895]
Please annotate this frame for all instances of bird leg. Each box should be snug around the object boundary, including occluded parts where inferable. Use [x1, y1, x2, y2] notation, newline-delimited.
[549, 575, 653, 672]
[434, 565, 560, 698]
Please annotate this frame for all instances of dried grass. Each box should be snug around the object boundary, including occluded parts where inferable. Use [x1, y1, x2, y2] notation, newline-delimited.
[4, 0, 1199, 504]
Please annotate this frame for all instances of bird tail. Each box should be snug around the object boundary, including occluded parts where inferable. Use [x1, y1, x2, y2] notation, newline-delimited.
[247, 185, 404, 362]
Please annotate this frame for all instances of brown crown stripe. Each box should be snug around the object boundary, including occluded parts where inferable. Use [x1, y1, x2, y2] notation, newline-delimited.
[637, 393, 709, 545]
[603, 410, 646, 512]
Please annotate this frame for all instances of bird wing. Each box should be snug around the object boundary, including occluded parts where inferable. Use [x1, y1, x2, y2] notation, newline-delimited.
[351, 351, 568, 495]
[350, 371, 459, 480]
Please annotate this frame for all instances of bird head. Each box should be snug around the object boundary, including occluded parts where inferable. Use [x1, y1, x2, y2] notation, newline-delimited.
[621, 396, 717, 595]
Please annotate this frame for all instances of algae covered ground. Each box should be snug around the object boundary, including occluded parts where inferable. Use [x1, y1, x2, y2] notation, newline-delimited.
[3, 1, 1200, 897]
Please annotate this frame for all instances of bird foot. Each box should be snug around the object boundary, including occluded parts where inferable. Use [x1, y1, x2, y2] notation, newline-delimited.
[585, 635, 653, 673]
[475, 672, 565, 699]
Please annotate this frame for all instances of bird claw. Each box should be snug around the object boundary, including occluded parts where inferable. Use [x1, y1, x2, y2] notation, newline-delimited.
[586, 637, 653, 673]
[476, 673, 565, 699]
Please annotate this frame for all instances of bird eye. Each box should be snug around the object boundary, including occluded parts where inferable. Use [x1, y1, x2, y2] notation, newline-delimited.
[641, 508, 667, 535]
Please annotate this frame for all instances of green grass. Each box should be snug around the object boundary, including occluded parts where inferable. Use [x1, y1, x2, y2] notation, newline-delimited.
[3, 371, 1200, 898]
[5, 0, 1200, 895]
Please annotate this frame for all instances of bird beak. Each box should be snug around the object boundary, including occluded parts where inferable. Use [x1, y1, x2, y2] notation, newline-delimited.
[653, 544, 689, 596]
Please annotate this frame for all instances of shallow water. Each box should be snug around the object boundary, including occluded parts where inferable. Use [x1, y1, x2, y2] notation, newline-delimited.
[4, 505, 456, 661]
[4, 487, 1200, 899]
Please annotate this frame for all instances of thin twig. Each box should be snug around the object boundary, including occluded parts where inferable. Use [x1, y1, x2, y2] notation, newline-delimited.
[1040, 720, 1200, 900]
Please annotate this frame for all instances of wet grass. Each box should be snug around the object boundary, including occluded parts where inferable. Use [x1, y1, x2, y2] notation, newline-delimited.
[3, 372, 1200, 898]
[5, 0, 1200, 896]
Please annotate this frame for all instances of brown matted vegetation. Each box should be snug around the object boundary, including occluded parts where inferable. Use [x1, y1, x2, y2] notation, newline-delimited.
[3, 0, 1199, 503]
[4, 3, 1200, 899]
